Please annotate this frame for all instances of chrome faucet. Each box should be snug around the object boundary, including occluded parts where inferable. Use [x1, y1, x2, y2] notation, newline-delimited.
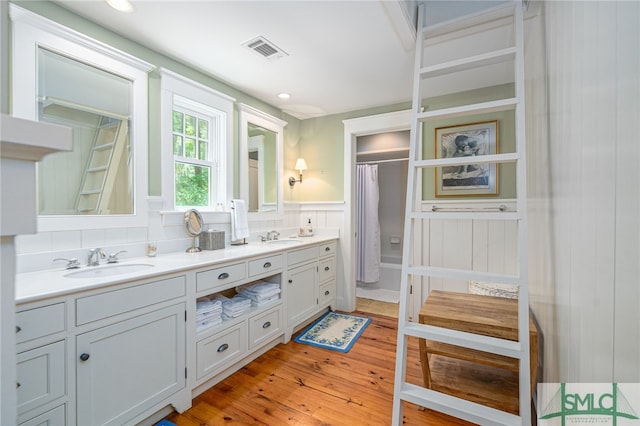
[268, 230, 280, 241]
[260, 230, 281, 242]
[88, 248, 106, 266]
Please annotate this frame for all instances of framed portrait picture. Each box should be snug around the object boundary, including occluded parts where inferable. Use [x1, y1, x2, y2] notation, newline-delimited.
[434, 120, 499, 197]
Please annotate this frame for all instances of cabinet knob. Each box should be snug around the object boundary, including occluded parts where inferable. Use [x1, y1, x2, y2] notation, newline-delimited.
[16, 382, 20, 389]
[324, 290, 330, 296]
[218, 272, 229, 280]
[262, 321, 271, 329]
[325, 247, 331, 252]
[324, 266, 330, 272]
[263, 262, 272, 268]
[217, 343, 229, 353]
[15, 325, 21, 333]
[288, 279, 293, 284]
[79, 353, 90, 361]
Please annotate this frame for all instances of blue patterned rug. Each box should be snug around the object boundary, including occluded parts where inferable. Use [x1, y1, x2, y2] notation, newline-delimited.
[294, 311, 371, 353]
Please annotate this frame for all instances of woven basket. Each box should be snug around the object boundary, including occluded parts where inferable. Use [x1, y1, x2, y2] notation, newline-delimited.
[468, 280, 518, 299]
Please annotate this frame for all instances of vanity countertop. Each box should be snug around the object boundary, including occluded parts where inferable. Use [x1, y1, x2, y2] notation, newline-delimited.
[15, 235, 337, 304]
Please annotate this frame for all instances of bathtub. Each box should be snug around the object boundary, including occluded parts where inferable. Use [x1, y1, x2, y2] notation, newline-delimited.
[356, 256, 401, 302]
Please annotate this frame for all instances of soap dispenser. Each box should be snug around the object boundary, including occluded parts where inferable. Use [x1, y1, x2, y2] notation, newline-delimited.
[306, 218, 313, 236]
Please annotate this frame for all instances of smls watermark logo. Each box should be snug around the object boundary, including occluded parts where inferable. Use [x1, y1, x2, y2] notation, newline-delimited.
[538, 383, 640, 425]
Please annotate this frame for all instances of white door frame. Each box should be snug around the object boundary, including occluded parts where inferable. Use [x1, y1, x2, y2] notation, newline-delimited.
[341, 109, 412, 312]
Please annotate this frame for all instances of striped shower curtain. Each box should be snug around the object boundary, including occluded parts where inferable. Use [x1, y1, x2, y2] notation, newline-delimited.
[356, 164, 380, 283]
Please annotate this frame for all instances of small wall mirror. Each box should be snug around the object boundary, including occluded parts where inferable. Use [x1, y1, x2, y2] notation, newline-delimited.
[238, 104, 286, 219]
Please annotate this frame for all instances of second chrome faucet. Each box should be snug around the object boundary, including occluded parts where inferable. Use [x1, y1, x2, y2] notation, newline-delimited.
[87, 248, 106, 266]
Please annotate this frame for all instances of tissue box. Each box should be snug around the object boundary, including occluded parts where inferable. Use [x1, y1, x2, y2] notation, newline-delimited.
[199, 229, 225, 250]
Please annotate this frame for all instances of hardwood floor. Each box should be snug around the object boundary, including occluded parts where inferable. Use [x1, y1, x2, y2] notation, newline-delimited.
[165, 312, 474, 426]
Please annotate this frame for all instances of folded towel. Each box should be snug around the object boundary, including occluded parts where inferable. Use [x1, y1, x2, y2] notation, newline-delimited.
[230, 199, 249, 242]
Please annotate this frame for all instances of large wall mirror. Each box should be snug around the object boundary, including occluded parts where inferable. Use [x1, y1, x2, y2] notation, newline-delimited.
[10, 5, 153, 231]
[238, 104, 286, 219]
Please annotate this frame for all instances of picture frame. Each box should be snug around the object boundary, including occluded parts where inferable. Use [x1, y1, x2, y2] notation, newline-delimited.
[434, 120, 499, 197]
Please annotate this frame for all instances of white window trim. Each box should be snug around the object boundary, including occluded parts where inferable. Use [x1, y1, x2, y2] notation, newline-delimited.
[160, 68, 235, 212]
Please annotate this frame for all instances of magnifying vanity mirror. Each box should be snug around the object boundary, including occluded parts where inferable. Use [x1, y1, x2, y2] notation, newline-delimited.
[238, 104, 286, 219]
[184, 208, 204, 253]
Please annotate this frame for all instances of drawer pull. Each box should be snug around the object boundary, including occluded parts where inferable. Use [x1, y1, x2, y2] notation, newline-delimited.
[217, 343, 229, 353]
[16, 382, 20, 389]
[288, 279, 293, 283]
[15, 326, 21, 333]
[79, 353, 90, 362]
[325, 247, 331, 252]
[324, 266, 330, 272]
[262, 321, 271, 329]
[218, 272, 229, 280]
[324, 290, 330, 296]
[263, 262, 272, 268]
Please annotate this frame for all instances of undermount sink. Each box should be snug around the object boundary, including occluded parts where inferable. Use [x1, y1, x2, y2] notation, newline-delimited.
[265, 239, 303, 245]
[64, 263, 154, 279]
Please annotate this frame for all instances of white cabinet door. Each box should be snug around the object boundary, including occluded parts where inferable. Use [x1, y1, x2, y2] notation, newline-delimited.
[76, 303, 185, 426]
[16, 341, 65, 415]
[286, 262, 317, 328]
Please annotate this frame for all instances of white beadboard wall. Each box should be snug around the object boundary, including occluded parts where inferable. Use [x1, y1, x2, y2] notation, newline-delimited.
[414, 200, 519, 309]
[527, 1, 640, 383]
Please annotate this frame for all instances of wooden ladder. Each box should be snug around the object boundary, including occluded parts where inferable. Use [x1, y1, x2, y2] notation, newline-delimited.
[392, 2, 531, 425]
[76, 117, 128, 214]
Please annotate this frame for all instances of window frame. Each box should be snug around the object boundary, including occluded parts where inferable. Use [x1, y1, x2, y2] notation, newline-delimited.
[160, 69, 235, 212]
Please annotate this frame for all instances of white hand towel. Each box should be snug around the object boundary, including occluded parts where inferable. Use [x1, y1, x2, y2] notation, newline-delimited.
[231, 199, 250, 242]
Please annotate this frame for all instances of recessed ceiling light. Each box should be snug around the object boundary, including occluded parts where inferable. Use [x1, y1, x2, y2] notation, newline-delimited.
[106, 0, 134, 13]
[277, 93, 291, 100]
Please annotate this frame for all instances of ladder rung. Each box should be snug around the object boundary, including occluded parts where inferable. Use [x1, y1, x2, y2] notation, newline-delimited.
[79, 190, 101, 195]
[417, 97, 518, 121]
[414, 152, 519, 169]
[398, 383, 522, 426]
[422, 2, 516, 41]
[93, 142, 115, 151]
[410, 210, 521, 221]
[403, 322, 523, 358]
[420, 47, 516, 79]
[405, 266, 523, 287]
[86, 166, 108, 173]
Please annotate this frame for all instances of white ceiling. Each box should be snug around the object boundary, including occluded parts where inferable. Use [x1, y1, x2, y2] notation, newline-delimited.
[53, 0, 419, 120]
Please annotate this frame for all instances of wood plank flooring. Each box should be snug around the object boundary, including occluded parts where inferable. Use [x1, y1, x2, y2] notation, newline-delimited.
[165, 311, 474, 426]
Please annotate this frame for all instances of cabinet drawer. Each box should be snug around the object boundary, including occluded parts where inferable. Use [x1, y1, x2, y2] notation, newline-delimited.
[287, 246, 318, 266]
[196, 322, 247, 380]
[319, 281, 336, 307]
[318, 257, 335, 283]
[197, 262, 246, 293]
[76, 275, 185, 325]
[249, 306, 282, 349]
[319, 241, 337, 257]
[19, 404, 65, 426]
[16, 303, 65, 344]
[17, 340, 65, 415]
[248, 254, 283, 277]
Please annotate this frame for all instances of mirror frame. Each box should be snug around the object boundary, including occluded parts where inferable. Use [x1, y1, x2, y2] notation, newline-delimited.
[10, 5, 154, 231]
[237, 103, 287, 220]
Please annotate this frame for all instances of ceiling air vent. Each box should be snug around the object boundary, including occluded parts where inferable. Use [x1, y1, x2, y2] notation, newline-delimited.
[243, 36, 289, 61]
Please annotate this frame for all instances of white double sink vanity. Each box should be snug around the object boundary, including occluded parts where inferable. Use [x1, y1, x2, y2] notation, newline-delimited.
[14, 235, 338, 426]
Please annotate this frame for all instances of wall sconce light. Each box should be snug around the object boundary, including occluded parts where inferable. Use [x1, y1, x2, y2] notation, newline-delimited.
[289, 158, 307, 187]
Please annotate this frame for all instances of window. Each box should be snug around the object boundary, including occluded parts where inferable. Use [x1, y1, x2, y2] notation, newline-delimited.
[160, 69, 235, 211]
